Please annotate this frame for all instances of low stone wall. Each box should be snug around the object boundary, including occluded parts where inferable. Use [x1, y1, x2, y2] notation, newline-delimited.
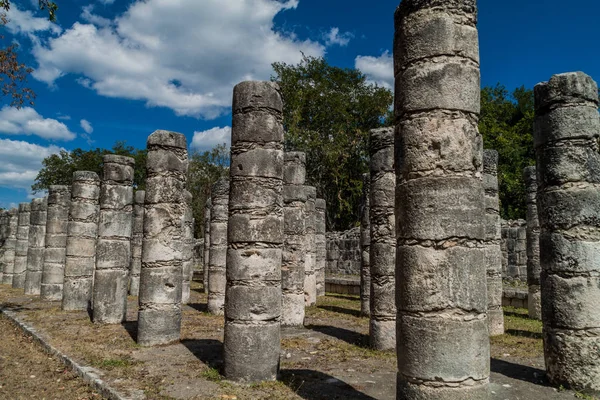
[325, 276, 360, 295]
[502, 287, 528, 309]
[501, 220, 527, 282]
[326, 228, 361, 276]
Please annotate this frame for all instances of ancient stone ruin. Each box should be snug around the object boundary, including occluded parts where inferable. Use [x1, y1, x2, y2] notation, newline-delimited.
[1, 209, 17, 285]
[523, 166, 541, 320]
[129, 190, 145, 297]
[315, 198, 326, 297]
[303, 186, 317, 306]
[24, 197, 48, 295]
[207, 178, 229, 315]
[13, 202, 31, 289]
[203, 198, 211, 294]
[359, 173, 371, 317]
[181, 189, 195, 305]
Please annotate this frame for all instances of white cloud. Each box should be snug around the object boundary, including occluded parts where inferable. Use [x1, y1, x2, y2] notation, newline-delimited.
[5, 4, 61, 35]
[191, 126, 231, 151]
[355, 51, 394, 89]
[80, 119, 93, 134]
[81, 5, 112, 27]
[0, 106, 76, 141]
[32, 0, 326, 119]
[0, 138, 64, 191]
[324, 27, 353, 47]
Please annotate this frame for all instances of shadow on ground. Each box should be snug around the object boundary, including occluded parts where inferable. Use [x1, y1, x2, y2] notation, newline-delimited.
[181, 338, 223, 371]
[317, 305, 361, 318]
[281, 369, 376, 400]
[506, 329, 543, 339]
[306, 324, 368, 347]
[491, 358, 547, 385]
[187, 303, 208, 313]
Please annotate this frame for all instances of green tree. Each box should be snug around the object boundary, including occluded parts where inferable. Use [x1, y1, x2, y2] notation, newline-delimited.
[272, 55, 393, 230]
[479, 84, 535, 220]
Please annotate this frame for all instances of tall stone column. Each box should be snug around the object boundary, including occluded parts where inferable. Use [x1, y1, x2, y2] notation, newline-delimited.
[315, 198, 326, 297]
[304, 186, 317, 306]
[93, 155, 134, 324]
[129, 190, 145, 296]
[223, 81, 283, 382]
[0, 211, 8, 282]
[181, 190, 195, 304]
[24, 197, 48, 295]
[360, 173, 371, 317]
[394, 1, 490, 398]
[41, 186, 71, 301]
[369, 127, 396, 350]
[137, 130, 188, 346]
[207, 178, 229, 315]
[203, 198, 211, 294]
[484, 150, 504, 336]
[534, 72, 600, 393]
[523, 166, 541, 320]
[62, 171, 101, 311]
[1, 209, 18, 285]
[13, 202, 31, 289]
[282, 152, 307, 326]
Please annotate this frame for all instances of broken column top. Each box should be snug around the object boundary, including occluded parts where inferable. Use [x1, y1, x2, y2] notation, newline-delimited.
[31, 197, 48, 211]
[483, 149, 498, 175]
[370, 127, 394, 147]
[232, 81, 282, 113]
[396, 0, 477, 20]
[18, 203, 30, 212]
[284, 152, 306, 185]
[212, 178, 230, 197]
[534, 72, 598, 111]
[73, 171, 100, 182]
[147, 130, 188, 149]
[103, 154, 136, 166]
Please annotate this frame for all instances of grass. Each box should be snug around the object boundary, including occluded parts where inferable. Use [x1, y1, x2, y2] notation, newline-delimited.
[201, 367, 222, 382]
[491, 306, 544, 358]
[90, 356, 137, 370]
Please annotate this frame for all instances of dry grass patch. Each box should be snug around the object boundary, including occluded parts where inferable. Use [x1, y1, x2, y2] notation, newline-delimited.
[491, 306, 544, 359]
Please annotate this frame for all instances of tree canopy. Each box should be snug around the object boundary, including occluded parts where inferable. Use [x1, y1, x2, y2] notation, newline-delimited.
[272, 55, 393, 231]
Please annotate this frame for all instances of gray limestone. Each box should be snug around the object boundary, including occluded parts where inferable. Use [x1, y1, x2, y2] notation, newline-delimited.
[523, 167, 541, 320]
[304, 186, 317, 306]
[62, 171, 101, 311]
[24, 197, 48, 295]
[203, 198, 211, 294]
[394, 1, 490, 398]
[360, 173, 371, 317]
[41, 186, 71, 301]
[223, 81, 283, 382]
[207, 178, 229, 315]
[92, 155, 135, 324]
[484, 150, 504, 336]
[369, 127, 396, 350]
[13, 202, 31, 289]
[1, 209, 18, 285]
[137, 130, 188, 346]
[0, 211, 7, 282]
[534, 71, 600, 394]
[282, 152, 307, 326]
[315, 198, 326, 297]
[181, 190, 195, 304]
[129, 190, 145, 296]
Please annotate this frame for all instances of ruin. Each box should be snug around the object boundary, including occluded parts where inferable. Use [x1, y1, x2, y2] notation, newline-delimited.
[315, 198, 326, 297]
[129, 190, 145, 296]
[394, 0, 490, 397]
[304, 186, 317, 306]
[62, 171, 101, 311]
[1, 209, 17, 285]
[24, 197, 48, 295]
[207, 178, 229, 315]
[92, 155, 135, 324]
[282, 152, 307, 326]
[484, 150, 504, 336]
[501, 219, 527, 281]
[137, 130, 188, 346]
[524, 166, 541, 320]
[534, 71, 600, 392]
[181, 190, 195, 305]
[369, 127, 396, 350]
[13, 202, 31, 289]
[223, 81, 283, 382]
[359, 173, 370, 317]
[203, 198, 211, 294]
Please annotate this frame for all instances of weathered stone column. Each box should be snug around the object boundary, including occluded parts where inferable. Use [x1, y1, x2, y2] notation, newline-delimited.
[534, 72, 600, 393]
[369, 127, 396, 350]
[137, 130, 188, 346]
[13, 202, 31, 289]
[24, 197, 48, 295]
[523, 166, 541, 320]
[181, 190, 195, 304]
[1, 209, 18, 285]
[360, 173, 371, 317]
[203, 198, 211, 294]
[62, 171, 101, 311]
[207, 178, 229, 315]
[223, 81, 283, 382]
[40, 186, 71, 301]
[315, 198, 326, 297]
[129, 190, 145, 296]
[92, 155, 134, 324]
[484, 150, 504, 336]
[0, 211, 8, 282]
[394, 1, 490, 398]
[304, 186, 317, 306]
[282, 152, 307, 326]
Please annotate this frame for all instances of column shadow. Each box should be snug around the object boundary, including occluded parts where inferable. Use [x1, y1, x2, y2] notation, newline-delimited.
[181, 338, 223, 371]
[121, 320, 138, 342]
[317, 305, 361, 318]
[186, 303, 208, 313]
[491, 358, 548, 386]
[280, 369, 377, 400]
[305, 324, 369, 348]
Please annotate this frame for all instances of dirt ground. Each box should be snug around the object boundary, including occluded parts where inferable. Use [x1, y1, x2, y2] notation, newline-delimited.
[0, 280, 596, 400]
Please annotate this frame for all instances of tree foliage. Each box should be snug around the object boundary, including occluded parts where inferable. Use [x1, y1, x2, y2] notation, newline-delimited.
[479, 84, 535, 220]
[272, 55, 393, 231]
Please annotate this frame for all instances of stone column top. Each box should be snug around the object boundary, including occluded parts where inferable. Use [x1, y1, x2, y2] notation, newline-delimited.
[232, 81, 282, 113]
[483, 149, 499, 173]
[212, 178, 230, 196]
[315, 199, 326, 210]
[147, 130, 188, 149]
[523, 166, 537, 186]
[103, 154, 135, 166]
[284, 152, 306, 164]
[534, 72, 599, 111]
[31, 197, 48, 211]
[73, 171, 100, 182]
[48, 185, 70, 193]
[18, 203, 30, 212]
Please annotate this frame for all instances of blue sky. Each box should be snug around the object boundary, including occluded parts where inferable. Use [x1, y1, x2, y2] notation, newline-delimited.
[1, 0, 599, 208]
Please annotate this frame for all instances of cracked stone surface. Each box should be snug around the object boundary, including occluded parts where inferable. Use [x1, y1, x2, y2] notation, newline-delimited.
[25, 197, 48, 295]
[1, 209, 18, 285]
[129, 190, 145, 297]
[523, 167, 541, 320]
[13, 202, 31, 289]
[207, 178, 228, 315]
[360, 173, 370, 317]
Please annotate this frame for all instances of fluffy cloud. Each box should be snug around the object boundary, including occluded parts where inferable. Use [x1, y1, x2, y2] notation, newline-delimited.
[5, 4, 61, 35]
[80, 119, 93, 134]
[324, 27, 353, 47]
[355, 51, 393, 89]
[33, 0, 326, 119]
[0, 106, 76, 141]
[191, 126, 231, 151]
[0, 138, 64, 191]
